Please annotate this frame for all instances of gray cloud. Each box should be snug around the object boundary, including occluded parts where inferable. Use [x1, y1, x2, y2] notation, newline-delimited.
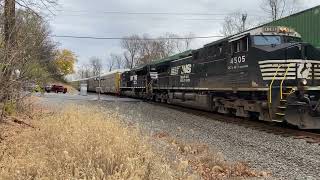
[49, 0, 319, 66]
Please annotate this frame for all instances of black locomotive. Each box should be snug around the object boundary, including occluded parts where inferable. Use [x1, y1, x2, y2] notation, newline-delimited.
[74, 26, 320, 129]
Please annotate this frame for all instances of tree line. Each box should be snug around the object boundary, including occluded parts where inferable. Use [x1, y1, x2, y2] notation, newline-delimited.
[77, 33, 194, 78]
[0, 0, 77, 117]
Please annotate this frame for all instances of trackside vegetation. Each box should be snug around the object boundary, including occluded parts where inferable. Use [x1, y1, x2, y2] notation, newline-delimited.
[0, 103, 269, 179]
[0, 105, 195, 179]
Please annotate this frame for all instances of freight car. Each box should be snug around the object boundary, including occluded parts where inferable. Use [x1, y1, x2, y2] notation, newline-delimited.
[74, 26, 320, 129]
[72, 69, 128, 95]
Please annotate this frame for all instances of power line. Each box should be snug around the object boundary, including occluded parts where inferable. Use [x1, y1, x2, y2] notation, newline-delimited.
[55, 10, 265, 17]
[56, 10, 231, 16]
[52, 14, 226, 21]
[51, 35, 224, 40]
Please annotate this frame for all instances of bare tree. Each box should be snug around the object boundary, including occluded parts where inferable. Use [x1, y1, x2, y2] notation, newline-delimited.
[183, 32, 194, 51]
[109, 53, 123, 70]
[119, 33, 195, 67]
[121, 35, 140, 69]
[89, 57, 103, 76]
[137, 34, 162, 65]
[14, 0, 58, 16]
[77, 64, 91, 78]
[106, 57, 114, 72]
[159, 33, 177, 57]
[260, 0, 301, 21]
[164, 33, 194, 54]
[220, 11, 249, 37]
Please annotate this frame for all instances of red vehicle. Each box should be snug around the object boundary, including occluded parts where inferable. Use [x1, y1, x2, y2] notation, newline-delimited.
[47, 85, 67, 94]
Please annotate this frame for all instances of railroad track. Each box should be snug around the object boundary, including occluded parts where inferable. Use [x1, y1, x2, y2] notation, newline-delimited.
[148, 101, 320, 145]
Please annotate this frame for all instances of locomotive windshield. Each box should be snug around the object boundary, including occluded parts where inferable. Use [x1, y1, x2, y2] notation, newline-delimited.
[252, 35, 302, 46]
[253, 35, 281, 46]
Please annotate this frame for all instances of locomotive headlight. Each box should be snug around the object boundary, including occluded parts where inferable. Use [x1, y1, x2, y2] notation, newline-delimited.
[300, 79, 307, 86]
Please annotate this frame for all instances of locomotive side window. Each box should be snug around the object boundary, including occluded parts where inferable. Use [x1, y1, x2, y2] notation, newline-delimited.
[233, 41, 241, 53]
[241, 37, 248, 51]
[231, 37, 248, 53]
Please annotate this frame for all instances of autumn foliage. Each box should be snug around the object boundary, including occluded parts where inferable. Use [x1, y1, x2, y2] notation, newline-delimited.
[54, 49, 77, 76]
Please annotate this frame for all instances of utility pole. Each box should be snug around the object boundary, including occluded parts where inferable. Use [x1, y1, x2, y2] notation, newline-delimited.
[241, 13, 248, 32]
[98, 72, 101, 101]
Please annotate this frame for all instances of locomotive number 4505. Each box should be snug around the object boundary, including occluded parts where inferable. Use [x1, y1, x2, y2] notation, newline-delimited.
[230, 55, 246, 64]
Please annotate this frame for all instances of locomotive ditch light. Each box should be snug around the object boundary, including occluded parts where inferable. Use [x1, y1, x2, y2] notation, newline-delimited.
[300, 79, 308, 86]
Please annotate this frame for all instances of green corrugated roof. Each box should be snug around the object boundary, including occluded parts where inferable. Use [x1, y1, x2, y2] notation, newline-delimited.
[267, 5, 320, 48]
[132, 50, 193, 71]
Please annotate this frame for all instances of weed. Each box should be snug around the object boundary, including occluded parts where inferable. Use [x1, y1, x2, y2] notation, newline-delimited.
[0, 105, 194, 179]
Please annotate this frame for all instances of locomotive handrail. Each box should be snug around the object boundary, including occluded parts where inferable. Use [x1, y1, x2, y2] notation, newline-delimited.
[280, 65, 292, 100]
[269, 65, 282, 104]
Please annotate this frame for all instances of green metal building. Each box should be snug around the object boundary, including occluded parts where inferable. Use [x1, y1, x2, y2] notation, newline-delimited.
[266, 5, 320, 48]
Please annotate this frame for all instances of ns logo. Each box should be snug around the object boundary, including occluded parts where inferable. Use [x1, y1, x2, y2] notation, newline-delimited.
[171, 64, 192, 75]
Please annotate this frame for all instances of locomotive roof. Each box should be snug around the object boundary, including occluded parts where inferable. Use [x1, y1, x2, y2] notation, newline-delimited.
[132, 49, 193, 71]
[149, 50, 193, 65]
[205, 26, 301, 47]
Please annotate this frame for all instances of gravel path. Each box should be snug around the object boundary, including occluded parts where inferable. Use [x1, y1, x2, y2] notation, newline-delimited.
[39, 93, 320, 180]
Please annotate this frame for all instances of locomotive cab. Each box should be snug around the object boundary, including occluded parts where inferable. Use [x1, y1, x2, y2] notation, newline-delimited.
[215, 26, 320, 129]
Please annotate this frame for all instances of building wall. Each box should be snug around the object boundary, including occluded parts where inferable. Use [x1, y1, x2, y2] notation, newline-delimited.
[267, 6, 320, 48]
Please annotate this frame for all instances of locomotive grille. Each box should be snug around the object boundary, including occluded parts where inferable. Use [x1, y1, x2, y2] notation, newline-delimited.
[259, 59, 320, 81]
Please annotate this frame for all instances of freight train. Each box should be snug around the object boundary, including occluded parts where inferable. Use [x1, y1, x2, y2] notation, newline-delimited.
[72, 26, 320, 129]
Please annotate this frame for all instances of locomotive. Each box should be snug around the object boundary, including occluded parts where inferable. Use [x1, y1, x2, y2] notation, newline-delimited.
[73, 26, 320, 129]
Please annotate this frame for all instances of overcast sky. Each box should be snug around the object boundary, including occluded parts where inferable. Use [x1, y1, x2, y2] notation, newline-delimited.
[48, 0, 319, 68]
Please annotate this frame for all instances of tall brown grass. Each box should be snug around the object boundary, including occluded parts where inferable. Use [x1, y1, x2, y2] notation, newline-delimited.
[0, 106, 194, 179]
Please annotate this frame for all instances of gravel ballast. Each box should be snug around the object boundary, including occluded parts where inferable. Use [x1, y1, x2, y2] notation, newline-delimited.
[40, 93, 320, 180]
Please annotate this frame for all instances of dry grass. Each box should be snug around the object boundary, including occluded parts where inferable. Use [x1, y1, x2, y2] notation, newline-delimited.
[153, 131, 271, 180]
[0, 100, 271, 180]
[0, 105, 195, 179]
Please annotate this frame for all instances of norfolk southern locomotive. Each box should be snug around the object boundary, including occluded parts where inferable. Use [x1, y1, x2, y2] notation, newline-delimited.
[73, 26, 320, 129]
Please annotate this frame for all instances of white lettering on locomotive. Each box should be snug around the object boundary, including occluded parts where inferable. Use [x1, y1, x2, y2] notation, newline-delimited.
[170, 64, 192, 83]
[149, 72, 158, 79]
[170, 64, 192, 75]
[228, 55, 247, 70]
[130, 75, 138, 85]
[230, 55, 246, 64]
[181, 64, 192, 74]
[180, 75, 190, 83]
